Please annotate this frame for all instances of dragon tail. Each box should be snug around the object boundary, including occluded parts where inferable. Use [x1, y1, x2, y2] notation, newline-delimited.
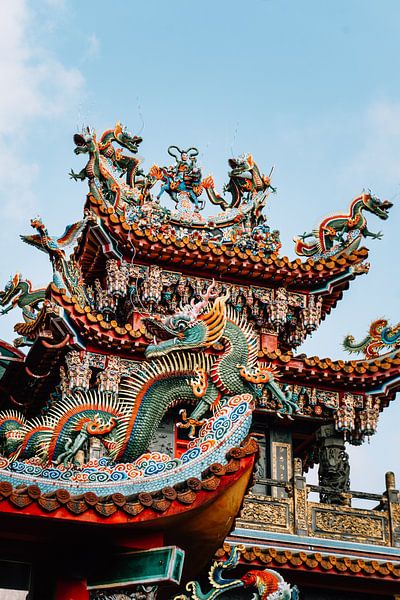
[342, 334, 372, 355]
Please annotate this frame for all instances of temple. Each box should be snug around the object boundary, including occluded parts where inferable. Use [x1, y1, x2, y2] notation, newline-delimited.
[0, 123, 398, 599]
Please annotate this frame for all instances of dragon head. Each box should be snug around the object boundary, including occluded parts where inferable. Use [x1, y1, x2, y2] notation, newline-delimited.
[114, 122, 143, 153]
[228, 154, 253, 179]
[0, 274, 21, 304]
[144, 282, 227, 359]
[362, 193, 392, 220]
[73, 128, 97, 155]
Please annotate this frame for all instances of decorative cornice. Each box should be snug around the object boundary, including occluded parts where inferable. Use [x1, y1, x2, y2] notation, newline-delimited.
[51, 285, 151, 351]
[259, 349, 400, 398]
[218, 543, 400, 579]
[84, 195, 368, 291]
[0, 439, 257, 521]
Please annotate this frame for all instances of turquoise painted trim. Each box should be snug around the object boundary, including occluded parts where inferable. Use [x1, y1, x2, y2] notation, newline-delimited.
[312, 269, 353, 294]
[87, 546, 185, 590]
[231, 528, 400, 559]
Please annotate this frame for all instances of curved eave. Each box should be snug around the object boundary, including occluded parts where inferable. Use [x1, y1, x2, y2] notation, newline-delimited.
[0, 448, 256, 526]
[50, 285, 150, 353]
[259, 349, 400, 407]
[218, 543, 400, 586]
[81, 196, 368, 296]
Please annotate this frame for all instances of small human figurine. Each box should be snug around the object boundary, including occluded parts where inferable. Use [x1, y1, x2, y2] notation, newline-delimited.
[156, 146, 204, 210]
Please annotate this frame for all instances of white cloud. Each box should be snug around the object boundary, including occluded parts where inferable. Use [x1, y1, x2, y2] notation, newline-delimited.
[0, 0, 84, 223]
[86, 33, 100, 59]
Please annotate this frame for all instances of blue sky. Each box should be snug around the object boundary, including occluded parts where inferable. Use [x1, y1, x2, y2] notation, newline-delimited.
[0, 0, 399, 493]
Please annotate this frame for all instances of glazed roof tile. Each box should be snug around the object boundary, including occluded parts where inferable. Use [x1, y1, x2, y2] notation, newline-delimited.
[218, 543, 400, 580]
[0, 438, 257, 521]
[82, 196, 369, 292]
[259, 348, 400, 405]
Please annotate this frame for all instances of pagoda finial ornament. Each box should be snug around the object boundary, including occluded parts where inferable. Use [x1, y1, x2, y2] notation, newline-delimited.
[203, 154, 276, 210]
[67, 125, 281, 256]
[150, 145, 204, 210]
[294, 191, 392, 258]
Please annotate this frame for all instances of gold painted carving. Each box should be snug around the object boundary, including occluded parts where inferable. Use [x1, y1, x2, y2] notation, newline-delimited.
[294, 488, 308, 532]
[312, 507, 386, 542]
[239, 498, 290, 531]
[389, 502, 400, 544]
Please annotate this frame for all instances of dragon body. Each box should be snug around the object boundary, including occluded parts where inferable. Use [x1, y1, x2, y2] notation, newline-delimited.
[294, 193, 392, 258]
[70, 129, 123, 208]
[99, 122, 143, 187]
[344, 318, 400, 358]
[0, 274, 45, 321]
[70, 126, 144, 209]
[0, 288, 297, 466]
[202, 155, 275, 211]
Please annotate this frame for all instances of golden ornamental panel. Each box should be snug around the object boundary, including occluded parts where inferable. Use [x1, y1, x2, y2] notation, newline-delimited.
[294, 487, 308, 532]
[309, 503, 389, 545]
[237, 495, 292, 532]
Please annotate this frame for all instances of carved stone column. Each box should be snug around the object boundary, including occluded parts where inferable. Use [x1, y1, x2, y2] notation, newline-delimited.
[317, 424, 350, 505]
[386, 471, 400, 548]
[268, 429, 292, 498]
[293, 458, 308, 535]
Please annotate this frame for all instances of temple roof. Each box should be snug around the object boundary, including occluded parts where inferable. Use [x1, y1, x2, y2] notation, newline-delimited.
[0, 440, 255, 519]
[81, 195, 369, 296]
[261, 347, 400, 403]
[218, 543, 400, 588]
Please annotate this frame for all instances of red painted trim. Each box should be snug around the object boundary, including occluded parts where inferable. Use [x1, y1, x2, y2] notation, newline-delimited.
[41, 334, 71, 349]
[54, 577, 89, 600]
[0, 455, 254, 526]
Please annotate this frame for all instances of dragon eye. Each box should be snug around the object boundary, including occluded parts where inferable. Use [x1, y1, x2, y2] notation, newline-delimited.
[177, 322, 186, 332]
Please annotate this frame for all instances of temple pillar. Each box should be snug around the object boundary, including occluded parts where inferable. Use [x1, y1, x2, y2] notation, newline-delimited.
[386, 471, 400, 548]
[316, 424, 350, 505]
[268, 429, 292, 498]
[293, 458, 308, 536]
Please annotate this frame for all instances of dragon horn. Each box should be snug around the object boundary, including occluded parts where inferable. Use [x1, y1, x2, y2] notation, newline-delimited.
[115, 122, 123, 136]
[190, 281, 217, 318]
[200, 294, 229, 346]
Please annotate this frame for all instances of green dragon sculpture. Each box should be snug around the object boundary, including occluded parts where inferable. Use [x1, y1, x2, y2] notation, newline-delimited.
[0, 286, 298, 467]
[343, 318, 400, 359]
[294, 192, 392, 258]
[202, 154, 275, 211]
[98, 121, 143, 187]
[0, 273, 46, 322]
[70, 125, 144, 209]
[69, 128, 118, 206]
[174, 546, 299, 600]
